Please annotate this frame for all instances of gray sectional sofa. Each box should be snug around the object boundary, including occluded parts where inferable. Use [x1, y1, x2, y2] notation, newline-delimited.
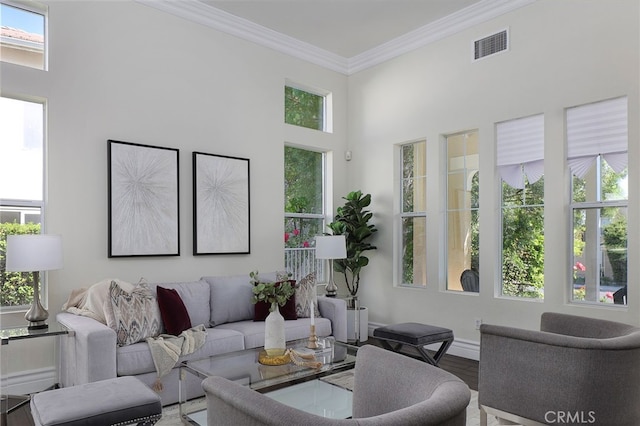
[56, 272, 347, 406]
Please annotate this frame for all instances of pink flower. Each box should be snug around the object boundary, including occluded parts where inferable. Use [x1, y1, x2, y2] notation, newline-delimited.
[575, 261, 586, 272]
[302, 241, 310, 248]
[606, 292, 613, 299]
[284, 233, 290, 242]
[293, 229, 300, 236]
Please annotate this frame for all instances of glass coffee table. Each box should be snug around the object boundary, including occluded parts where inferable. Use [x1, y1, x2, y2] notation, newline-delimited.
[179, 338, 358, 425]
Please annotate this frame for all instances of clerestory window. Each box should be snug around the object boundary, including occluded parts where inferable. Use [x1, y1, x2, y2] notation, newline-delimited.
[284, 83, 332, 133]
[1, 1, 47, 70]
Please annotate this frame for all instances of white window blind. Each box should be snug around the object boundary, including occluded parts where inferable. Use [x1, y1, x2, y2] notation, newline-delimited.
[496, 114, 544, 189]
[567, 96, 628, 178]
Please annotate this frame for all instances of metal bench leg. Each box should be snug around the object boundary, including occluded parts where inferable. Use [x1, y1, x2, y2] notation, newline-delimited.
[416, 345, 438, 365]
[416, 338, 453, 366]
[432, 338, 453, 364]
[379, 339, 404, 353]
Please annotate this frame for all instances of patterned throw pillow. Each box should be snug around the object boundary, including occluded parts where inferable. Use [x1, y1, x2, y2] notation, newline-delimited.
[105, 280, 161, 346]
[295, 273, 320, 318]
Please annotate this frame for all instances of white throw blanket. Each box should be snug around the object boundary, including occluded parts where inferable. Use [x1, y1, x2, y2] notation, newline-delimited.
[147, 324, 207, 392]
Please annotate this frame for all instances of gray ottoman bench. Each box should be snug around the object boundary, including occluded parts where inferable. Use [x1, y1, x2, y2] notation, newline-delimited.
[30, 376, 162, 426]
[373, 322, 454, 366]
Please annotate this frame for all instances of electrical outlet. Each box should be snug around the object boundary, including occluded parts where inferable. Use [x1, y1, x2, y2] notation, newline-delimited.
[474, 318, 482, 330]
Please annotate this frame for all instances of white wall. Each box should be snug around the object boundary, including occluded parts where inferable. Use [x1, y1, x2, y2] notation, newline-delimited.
[347, 0, 640, 350]
[0, 0, 349, 384]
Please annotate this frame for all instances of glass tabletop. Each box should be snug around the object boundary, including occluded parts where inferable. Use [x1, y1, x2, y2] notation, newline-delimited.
[181, 337, 357, 392]
[179, 337, 358, 424]
[0, 322, 70, 345]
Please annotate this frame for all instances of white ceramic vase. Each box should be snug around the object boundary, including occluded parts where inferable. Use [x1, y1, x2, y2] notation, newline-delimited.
[264, 302, 286, 355]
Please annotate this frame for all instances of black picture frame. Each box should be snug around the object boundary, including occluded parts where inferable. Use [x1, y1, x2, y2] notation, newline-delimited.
[193, 152, 250, 255]
[108, 140, 180, 257]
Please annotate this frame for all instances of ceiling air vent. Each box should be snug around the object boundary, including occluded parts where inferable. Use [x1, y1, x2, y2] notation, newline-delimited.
[473, 29, 508, 61]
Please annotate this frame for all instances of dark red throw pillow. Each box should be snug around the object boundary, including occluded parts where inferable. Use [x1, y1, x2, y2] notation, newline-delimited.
[254, 281, 297, 321]
[157, 286, 192, 335]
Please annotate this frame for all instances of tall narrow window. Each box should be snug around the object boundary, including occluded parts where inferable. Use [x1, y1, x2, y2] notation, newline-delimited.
[0, 2, 46, 70]
[0, 96, 45, 309]
[284, 84, 330, 132]
[497, 114, 544, 299]
[399, 140, 426, 286]
[568, 97, 628, 306]
[284, 146, 326, 282]
[446, 131, 479, 292]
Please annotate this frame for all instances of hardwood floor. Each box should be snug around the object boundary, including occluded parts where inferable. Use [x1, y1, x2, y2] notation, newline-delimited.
[364, 337, 479, 390]
[2, 396, 34, 426]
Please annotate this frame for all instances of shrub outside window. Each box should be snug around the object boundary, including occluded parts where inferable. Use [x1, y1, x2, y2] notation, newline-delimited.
[284, 85, 326, 131]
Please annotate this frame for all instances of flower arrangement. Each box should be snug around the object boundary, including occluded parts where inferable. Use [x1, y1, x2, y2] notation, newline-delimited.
[250, 271, 295, 311]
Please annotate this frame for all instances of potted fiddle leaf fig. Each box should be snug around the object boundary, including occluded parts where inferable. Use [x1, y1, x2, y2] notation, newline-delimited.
[328, 190, 377, 342]
[328, 190, 378, 298]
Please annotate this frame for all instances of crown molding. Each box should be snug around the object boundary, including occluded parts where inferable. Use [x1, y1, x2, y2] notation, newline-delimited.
[348, 0, 537, 74]
[135, 0, 349, 73]
[136, 0, 536, 76]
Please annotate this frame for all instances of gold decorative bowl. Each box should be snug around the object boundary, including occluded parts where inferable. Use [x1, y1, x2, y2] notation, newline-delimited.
[258, 349, 290, 365]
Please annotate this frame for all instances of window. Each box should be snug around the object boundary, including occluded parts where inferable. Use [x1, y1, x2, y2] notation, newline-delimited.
[446, 131, 479, 292]
[284, 84, 331, 132]
[0, 1, 46, 70]
[284, 146, 326, 281]
[497, 114, 544, 299]
[398, 140, 426, 286]
[0, 95, 45, 309]
[568, 97, 628, 306]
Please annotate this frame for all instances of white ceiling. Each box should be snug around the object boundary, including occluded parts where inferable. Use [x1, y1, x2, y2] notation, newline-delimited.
[137, 0, 536, 74]
[203, 0, 482, 58]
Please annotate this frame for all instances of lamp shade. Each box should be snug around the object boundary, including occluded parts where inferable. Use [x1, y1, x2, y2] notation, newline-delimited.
[5, 234, 63, 272]
[315, 235, 347, 259]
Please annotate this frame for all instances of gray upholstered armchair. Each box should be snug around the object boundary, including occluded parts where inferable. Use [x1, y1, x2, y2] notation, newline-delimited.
[203, 344, 470, 425]
[479, 312, 640, 426]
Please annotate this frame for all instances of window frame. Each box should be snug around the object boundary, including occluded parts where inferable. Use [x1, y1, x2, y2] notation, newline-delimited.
[496, 114, 545, 300]
[396, 140, 427, 288]
[283, 145, 329, 283]
[445, 130, 479, 293]
[0, 94, 47, 313]
[0, 0, 48, 70]
[569, 162, 628, 306]
[284, 80, 332, 133]
[566, 97, 628, 307]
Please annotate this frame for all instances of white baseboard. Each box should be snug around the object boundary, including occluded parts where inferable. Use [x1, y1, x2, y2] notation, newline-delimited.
[367, 322, 480, 361]
[1, 367, 57, 395]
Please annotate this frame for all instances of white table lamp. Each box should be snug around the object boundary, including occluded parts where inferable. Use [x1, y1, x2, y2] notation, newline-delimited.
[315, 235, 347, 297]
[5, 234, 63, 329]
